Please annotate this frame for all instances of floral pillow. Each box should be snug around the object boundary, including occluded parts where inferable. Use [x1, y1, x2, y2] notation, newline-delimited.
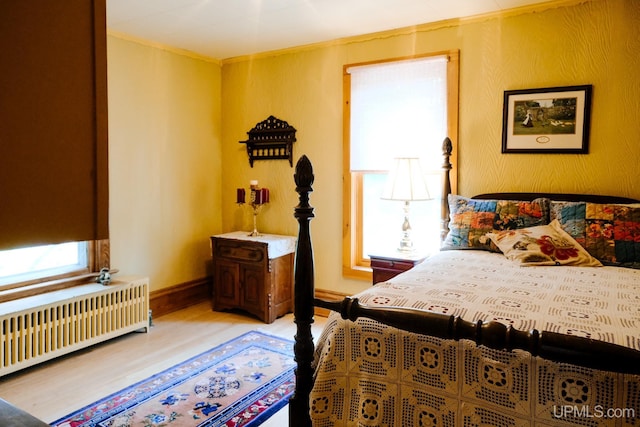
[487, 220, 602, 266]
[551, 201, 640, 268]
[442, 195, 550, 251]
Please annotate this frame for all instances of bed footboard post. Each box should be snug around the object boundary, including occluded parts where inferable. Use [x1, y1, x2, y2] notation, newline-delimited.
[441, 137, 453, 242]
[289, 155, 315, 427]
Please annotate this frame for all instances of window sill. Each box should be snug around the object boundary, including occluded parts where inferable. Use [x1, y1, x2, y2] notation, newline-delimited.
[0, 273, 98, 304]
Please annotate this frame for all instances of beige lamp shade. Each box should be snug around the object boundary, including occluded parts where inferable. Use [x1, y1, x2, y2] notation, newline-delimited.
[381, 157, 431, 201]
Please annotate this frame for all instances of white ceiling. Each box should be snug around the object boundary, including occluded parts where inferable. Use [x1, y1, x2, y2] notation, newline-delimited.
[107, 0, 553, 60]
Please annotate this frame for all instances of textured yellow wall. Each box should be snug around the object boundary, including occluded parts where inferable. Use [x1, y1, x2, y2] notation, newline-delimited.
[107, 36, 222, 291]
[221, 0, 640, 294]
[458, 0, 639, 197]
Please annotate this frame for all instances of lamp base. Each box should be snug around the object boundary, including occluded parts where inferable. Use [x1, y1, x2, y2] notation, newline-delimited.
[397, 238, 416, 252]
[397, 201, 415, 252]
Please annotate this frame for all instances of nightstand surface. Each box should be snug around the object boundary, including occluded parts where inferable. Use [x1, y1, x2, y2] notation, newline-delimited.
[212, 231, 296, 259]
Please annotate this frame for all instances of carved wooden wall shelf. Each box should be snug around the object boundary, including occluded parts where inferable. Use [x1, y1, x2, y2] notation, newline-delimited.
[239, 116, 297, 167]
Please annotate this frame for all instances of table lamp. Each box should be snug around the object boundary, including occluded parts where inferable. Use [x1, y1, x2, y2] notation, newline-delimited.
[381, 157, 431, 252]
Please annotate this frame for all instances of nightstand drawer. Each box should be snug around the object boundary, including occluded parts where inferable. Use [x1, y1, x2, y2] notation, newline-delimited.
[215, 240, 266, 263]
[370, 258, 415, 271]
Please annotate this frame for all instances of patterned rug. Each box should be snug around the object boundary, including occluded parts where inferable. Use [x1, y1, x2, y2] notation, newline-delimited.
[51, 331, 295, 427]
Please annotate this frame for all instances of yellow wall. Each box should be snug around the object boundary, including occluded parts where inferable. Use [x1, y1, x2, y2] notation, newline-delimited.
[107, 36, 222, 292]
[220, 0, 640, 295]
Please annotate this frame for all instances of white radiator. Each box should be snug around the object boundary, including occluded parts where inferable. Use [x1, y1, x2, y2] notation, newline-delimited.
[0, 276, 149, 376]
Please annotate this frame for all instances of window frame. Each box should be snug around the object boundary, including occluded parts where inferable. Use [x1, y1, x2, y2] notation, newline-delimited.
[0, 240, 110, 303]
[342, 50, 459, 280]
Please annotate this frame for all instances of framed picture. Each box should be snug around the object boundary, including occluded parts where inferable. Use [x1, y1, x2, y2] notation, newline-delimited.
[502, 85, 592, 153]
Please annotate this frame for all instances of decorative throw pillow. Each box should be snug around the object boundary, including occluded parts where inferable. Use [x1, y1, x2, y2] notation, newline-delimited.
[551, 201, 640, 268]
[487, 220, 602, 266]
[442, 195, 550, 251]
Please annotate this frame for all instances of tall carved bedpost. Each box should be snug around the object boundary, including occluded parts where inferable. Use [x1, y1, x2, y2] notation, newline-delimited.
[289, 155, 315, 427]
[440, 137, 453, 242]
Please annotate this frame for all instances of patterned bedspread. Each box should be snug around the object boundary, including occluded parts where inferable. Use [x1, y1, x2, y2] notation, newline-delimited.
[310, 250, 640, 426]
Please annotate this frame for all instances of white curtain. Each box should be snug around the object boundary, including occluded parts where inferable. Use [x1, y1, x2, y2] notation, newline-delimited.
[349, 56, 448, 172]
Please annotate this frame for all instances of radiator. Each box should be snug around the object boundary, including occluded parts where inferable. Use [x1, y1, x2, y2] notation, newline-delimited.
[0, 276, 149, 376]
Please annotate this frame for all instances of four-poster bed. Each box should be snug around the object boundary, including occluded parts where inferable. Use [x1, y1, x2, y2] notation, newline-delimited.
[288, 142, 640, 426]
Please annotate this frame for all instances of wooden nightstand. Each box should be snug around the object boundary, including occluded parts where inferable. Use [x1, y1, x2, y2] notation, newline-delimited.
[210, 232, 296, 323]
[369, 251, 428, 285]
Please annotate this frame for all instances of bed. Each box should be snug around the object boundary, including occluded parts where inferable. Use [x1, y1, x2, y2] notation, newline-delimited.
[287, 145, 640, 427]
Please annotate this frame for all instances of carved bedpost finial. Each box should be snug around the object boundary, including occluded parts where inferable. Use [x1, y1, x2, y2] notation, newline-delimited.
[289, 154, 315, 427]
[441, 137, 453, 242]
[294, 155, 315, 206]
[442, 136, 452, 157]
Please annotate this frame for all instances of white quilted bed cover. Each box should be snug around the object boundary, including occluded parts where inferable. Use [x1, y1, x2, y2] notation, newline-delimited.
[310, 250, 640, 426]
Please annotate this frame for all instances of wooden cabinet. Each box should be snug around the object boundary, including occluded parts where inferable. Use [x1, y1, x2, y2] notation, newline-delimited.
[369, 252, 428, 285]
[211, 232, 295, 323]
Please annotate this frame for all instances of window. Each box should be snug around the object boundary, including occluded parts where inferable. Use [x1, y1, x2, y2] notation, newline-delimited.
[342, 51, 459, 280]
[0, 242, 88, 289]
[0, 240, 108, 301]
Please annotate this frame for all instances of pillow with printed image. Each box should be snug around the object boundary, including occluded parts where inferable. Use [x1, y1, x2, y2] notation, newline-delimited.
[487, 220, 602, 266]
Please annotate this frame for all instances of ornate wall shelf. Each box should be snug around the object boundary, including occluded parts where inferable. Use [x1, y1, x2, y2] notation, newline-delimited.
[239, 116, 297, 167]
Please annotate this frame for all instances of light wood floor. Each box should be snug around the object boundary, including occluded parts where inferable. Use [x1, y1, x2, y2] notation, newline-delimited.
[0, 302, 327, 426]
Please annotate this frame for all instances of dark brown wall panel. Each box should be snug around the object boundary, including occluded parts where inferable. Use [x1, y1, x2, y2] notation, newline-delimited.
[0, 0, 108, 249]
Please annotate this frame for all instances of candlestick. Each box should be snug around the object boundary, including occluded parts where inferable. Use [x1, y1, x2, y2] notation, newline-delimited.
[249, 205, 260, 237]
[236, 183, 270, 236]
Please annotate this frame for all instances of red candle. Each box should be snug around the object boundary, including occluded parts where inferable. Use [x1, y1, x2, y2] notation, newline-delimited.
[254, 188, 263, 204]
[262, 188, 269, 203]
[236, 188, 245, 204]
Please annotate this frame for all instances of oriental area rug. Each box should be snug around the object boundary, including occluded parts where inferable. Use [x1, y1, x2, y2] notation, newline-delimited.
[52, 331, 295, 427]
